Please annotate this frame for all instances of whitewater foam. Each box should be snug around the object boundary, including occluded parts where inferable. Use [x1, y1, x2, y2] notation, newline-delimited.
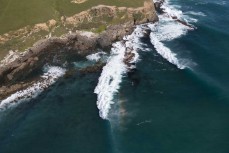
[186, 11, 206, 17]
[147, 0, 198, 69]
[148, 19, 188, 41]
[95, 0, 199, 119]
[149, 33, 186, 69]
[0, 66, 66, 110]
[94, 42, 126, 119]
[86, 51, 107, 62]
[94, 26, 145, 119]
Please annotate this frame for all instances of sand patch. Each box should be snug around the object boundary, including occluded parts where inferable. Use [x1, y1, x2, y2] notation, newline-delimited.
[48, 19, 57, 27]
[71, 0, 87, 4]
[34, 23, 49, 32]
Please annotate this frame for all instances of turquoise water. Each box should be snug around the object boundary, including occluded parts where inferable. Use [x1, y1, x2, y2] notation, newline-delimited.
[0, 0, 229, 153]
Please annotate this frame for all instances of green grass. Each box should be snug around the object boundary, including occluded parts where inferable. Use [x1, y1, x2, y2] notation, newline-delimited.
[94, 25, 107, 33]
[0, 0, 151, 59]
[0, 0, 147, 35]
[0, 30, 49, 52]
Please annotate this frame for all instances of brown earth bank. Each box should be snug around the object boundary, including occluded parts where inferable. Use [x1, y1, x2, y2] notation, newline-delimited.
[0, 0, 158, 100]
[0, 0, 157, 58]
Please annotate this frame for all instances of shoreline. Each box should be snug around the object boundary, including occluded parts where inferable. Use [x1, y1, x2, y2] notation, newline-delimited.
[0, 0, 193, 102]
[0, 1, 158, 100]
[0, 0, 157, 60]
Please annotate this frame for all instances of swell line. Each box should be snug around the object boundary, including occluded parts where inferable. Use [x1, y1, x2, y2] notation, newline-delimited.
[94, 26, 145, 119]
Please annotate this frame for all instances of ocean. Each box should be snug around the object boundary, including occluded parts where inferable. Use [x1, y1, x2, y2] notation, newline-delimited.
[0, 0, 229, 153]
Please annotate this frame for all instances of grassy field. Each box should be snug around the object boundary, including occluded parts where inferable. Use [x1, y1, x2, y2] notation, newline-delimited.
[0, 0, 151, 59]
[0, 0, 146, 35]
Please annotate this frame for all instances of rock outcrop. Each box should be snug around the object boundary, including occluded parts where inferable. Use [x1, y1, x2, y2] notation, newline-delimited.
[154, 0, 165, 13]
[154, 0, 195, 29]
[0, 0, 158, 99]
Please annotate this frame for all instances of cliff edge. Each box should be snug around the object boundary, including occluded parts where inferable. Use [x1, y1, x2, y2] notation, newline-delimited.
[0, 0, 157, 99]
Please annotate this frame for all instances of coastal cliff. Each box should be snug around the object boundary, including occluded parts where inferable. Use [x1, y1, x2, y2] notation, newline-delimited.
[0, 0, 158, 100]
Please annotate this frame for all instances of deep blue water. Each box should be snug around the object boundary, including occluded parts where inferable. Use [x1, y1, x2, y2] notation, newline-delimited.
[0, 0, 229, 153]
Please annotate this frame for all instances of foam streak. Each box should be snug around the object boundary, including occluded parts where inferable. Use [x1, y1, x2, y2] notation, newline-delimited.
[150, 33, 186, 69]
[148, 0, 198, 69]
[0, 66, 66, 110]
[94, 26, 145, 119]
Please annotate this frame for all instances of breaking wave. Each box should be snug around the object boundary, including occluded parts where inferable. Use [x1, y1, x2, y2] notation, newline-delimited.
[148, 0, 197, 69]
[149, 33, 186, 69]
[94, 26, 145, 119]
[95, 0, 200, 119]
[86, 51, 107, 62]
[0, 66, 66, 110]
[94, 42, 126, 119]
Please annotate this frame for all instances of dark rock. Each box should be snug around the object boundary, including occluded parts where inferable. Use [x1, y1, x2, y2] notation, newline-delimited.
[0, 1, 159, 98]
[154, 0, 165, 14]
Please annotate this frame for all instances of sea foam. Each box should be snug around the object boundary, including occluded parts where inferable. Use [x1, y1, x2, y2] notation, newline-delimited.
[0, 66, 66, 110]
[149, 33, 186, 69]
[185, 11, 206, 17]
[94, 26, 145, 119]
[95, 0, 199, 119]
[86, 51, 107, 62]
[148, 0, 197, 69]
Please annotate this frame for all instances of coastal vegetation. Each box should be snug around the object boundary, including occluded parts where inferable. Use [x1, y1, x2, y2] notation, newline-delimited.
[0, 0, 147, 34]
[0, 0, 153, 58]
[0, 0, 158, 99]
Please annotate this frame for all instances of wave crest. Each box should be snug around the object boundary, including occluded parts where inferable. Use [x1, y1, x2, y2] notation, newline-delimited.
[0, 66, 66, 110]
[94, 26, 145, 119]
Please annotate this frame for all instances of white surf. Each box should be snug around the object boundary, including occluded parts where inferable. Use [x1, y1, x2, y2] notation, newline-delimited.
[0, 66, 66, 110]
[94, 26, 146, 119]
[148, 0, 197, 69]
[95, 0, 199, 119]
[86, 51, 107, 62]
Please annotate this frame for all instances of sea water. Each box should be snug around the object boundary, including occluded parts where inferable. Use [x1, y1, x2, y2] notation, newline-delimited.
[0, 0, 229, 153]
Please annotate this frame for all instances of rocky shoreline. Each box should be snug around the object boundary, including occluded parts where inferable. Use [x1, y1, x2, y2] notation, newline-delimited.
[0, 0, 194, 101]
[0, 1, 158, 100]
